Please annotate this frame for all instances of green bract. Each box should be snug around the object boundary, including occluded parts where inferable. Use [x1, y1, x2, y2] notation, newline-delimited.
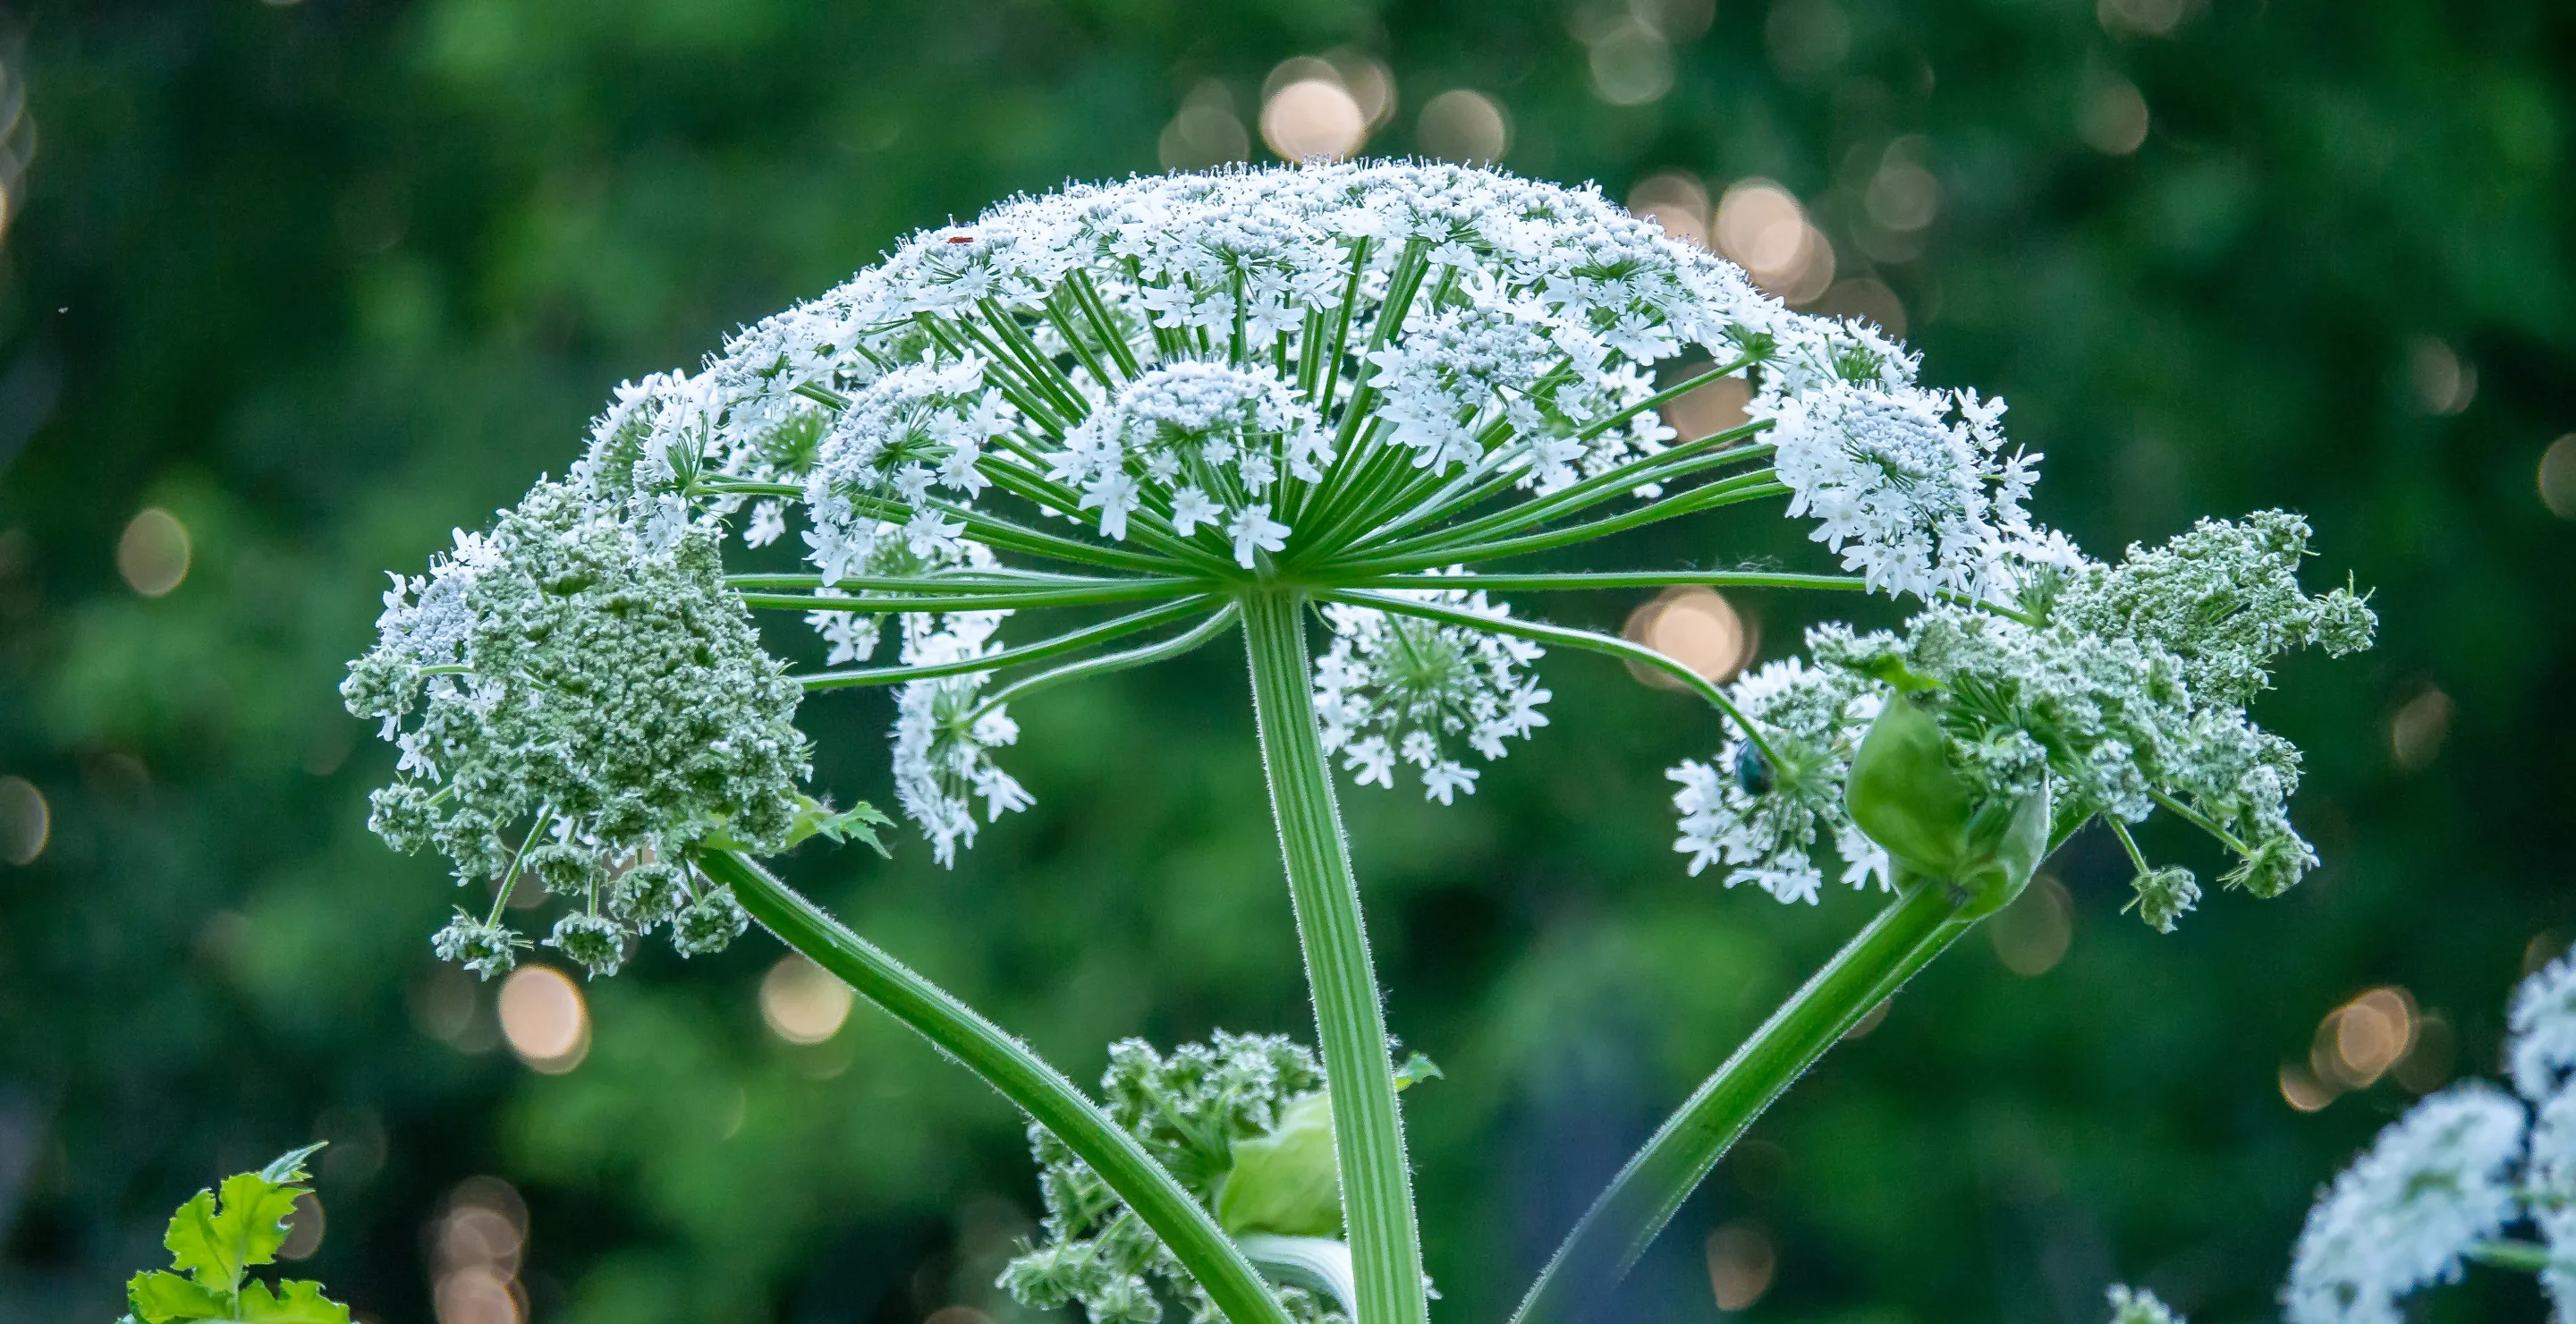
[1220, 1091, 1343, 1238]
[1843, 693, 2050, 914]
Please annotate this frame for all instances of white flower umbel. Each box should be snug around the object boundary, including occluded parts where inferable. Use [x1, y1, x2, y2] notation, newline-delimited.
[2284, 1083, 2528, 1324]
[1669, 649, 1885, 904]
[1314, 572, 1549, 803]
[343, 481, 813, 977]
[1665, 513, 2367, 920]
[1768, 382, 2043, 599]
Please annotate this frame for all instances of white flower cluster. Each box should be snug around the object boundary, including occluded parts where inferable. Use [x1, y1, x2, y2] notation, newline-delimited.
[1670, 651, 1886, 904]
[343, 481, 809, 976]
[2285, 955, 2576, 1323]
[522, 163, 2070, 859]
[1003, 1032, 1343, 1324]
[1769, 382, 2046, 599]
[1314, 576, 1550, 803]
[890, 612, 1030, 867]
[1668, 513, 2371, 916]
[1048, 362, 1321, 563]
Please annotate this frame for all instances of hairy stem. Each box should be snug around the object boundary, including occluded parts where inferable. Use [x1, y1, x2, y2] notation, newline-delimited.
[1239, 590, 1428, 1324]
[1513, 878, 1972, 1324]
[704, 852, 1296, 1324]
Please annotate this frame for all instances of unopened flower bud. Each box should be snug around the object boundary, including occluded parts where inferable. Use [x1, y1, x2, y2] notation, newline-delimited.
[1843, 692, 2049, 915]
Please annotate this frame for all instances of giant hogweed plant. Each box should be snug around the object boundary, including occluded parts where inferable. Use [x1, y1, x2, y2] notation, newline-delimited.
[341, 163, 2374, 1324]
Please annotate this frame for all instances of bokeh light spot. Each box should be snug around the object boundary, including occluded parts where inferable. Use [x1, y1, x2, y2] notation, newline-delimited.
[2390, 686, 2453, 771]
[117, 506, 191, 597]
[1158, 82, 1249, 171]
[1705, 1220, 1777, 1310]
[2279, 1062, 2335, 1112]
[275, 1192, 325, 1260]
[2539, 435, 2576, 519]
[760, 954, 854, 1045]
[0, 775, 47, 865]
[2078, 75, 2150, 155]
[2408, 337, 2477, 415]
[1260, 78, 1368, 161]
[1587, 21, 1674, 106]
[497, 965, 589, 1072]
[2310, 986, 2417, 1091]
[1715, 181, 1835, 303]
[1629, 171, 1710, 248]
[1623, 587, 1754, 688]
[1988, 875, 2072, 977]
[1418, 89, 1510, 164]
[434, 1178, 527, 1324]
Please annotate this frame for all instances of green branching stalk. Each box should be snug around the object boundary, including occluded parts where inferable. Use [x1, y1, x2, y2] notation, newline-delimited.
[1239, 590, 1428, 1324]
[795, 597, 1217, 690]
[705, 852, 1298, 1324]
[734, 579, 1208, 614]
[1318, 588, 1785, 770]
[1341, 477, 1792, 574]
[965, 603, 1241, 725]
[1337, 570, 1872, 595]
[1512, 878, 1975, 1324]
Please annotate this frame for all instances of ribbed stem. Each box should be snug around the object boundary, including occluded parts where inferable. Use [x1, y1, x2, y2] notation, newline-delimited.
[1513, 878, 1971, 1324]
[703, 852, 1294, 1324]
[1239, 590, 1428, 1324]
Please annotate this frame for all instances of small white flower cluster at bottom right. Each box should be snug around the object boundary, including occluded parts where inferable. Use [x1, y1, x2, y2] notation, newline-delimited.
[2285, 953, 2576, 1324]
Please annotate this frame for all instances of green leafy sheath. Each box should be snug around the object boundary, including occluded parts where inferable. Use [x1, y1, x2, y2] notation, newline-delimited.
[124, 1145, 348, 1324]
[701, 850, 1297, 1324]
[1240, 590, 1429, 1324]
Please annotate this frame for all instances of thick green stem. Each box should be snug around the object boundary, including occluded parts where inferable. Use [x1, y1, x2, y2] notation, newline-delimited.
[703, 852, 1295, 1324]
[1512, 878, 1972, 1324]
[1238, 590, 1428, 1324]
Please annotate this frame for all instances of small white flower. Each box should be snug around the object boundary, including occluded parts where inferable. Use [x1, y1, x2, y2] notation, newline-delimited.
[1316, 573, 1550, 802]
[1226, 503, 1290, 568]
[1168, 486, 1224, 537]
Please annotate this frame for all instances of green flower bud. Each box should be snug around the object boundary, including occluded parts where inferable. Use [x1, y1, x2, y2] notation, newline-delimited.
[671, 885, 750, 957]
[1216, 1091, 1342, 1237]
[524, 843, 597, 897]
[2128, 866, 2200, 933]
[607, 860, 689, 929]
[546, 912, 628, 979]
[430, 911, 524, 980]
[367, 783, 436, 854]
[1844, 692, 2050, 916]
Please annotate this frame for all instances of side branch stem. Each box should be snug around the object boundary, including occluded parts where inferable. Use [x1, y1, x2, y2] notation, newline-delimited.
[1238, 591, 1428, 1324]
[704, 853, 1295, 1324]
[1512, 878, 1972, 1324]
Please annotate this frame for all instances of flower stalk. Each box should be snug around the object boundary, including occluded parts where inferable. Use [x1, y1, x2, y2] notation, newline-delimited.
[1514, 874, 1974, 1324]
[704, 850, 1299, 1324]
[1241, 589, 1428, 1324]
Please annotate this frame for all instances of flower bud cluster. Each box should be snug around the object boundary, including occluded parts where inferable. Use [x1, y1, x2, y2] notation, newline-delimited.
[1003, 1032, 1340, 1324]
[343, 480, 808, 975]
[1668, 513, 2368, 923]
[2285, 955, 2576, 1323]
[1314, 573, 1551, 804]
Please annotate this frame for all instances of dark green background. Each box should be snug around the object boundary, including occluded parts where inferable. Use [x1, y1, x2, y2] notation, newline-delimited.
[3, 1, 2572, 1321]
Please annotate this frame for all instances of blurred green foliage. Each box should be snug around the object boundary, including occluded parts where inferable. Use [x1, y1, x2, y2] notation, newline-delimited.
[2, 1, 2572, 1322]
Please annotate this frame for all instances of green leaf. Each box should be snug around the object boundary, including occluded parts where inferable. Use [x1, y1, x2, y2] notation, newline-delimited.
[791, 797, 893, 855]
[1392, 1052, 1443, 1091]
[258, 1144, 326, 1187]
[128, 1269, 228, 1323]
[238, 1280, 352, 1324]
[162, 1158, 308, 1294]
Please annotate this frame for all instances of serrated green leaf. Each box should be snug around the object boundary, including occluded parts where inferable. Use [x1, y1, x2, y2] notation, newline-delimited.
[164, 1165, 304, 1295]
[258, 1143, 326, 1186]
[162, 1191, 236, 1294]
[238, 1279, 351, 1324]
[128, 1269, 228, 1323]
[216, 1170, 306, 1273]
[1392, 1052, 1443, 1091]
